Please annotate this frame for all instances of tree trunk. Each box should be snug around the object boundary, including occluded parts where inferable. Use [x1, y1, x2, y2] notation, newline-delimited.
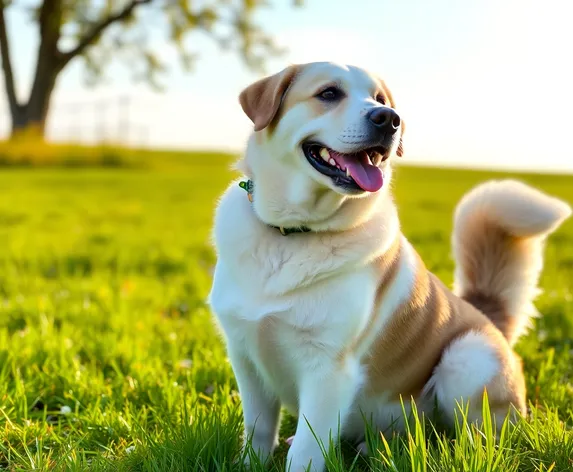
[3, 0, 149, 141]
[11, 106, 25, 131]
[10, 71, 58, 140]
[7, 0, 63, 141]
[11, 106, 49, 140]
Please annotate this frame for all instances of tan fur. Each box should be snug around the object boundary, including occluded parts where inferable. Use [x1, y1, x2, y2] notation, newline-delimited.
[342, 237, 403, 358]
[475, 323, 527, 417]
[365, 254, 492, 400]
[281, 70, 339, 117]
[462, 290, 516, 343]
[453, 179, 572, 345]
[211, 62, 571, 472]
[239, 65, 300, 132]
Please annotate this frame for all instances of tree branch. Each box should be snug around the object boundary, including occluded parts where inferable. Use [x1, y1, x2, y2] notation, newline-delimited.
[0, 3, 19, 113]
[60, 0, 152, 66]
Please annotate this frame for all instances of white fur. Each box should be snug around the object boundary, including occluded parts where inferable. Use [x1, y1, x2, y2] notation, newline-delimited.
[209, 63, 410, 470]
[208, 63, 571, 472]
[454, 179, 572, 239]
[425, 330, 500, 423]
[209, 180, 407, 471]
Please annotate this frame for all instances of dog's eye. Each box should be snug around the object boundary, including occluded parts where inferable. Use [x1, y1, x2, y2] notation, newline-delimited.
[375, 94, 386, 105]
[317, 87, 343, 102]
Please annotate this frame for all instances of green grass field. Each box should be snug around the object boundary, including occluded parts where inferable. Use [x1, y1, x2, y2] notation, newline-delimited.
[1, 151, 572, 471]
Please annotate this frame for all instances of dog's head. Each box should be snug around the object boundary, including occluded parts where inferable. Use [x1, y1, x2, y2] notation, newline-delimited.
[239, 62, 405, 196]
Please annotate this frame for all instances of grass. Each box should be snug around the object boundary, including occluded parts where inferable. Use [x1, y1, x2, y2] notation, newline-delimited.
[0, 137, 230, 169]
[0, 148, 572, 471]
[0, 139, 136, 168]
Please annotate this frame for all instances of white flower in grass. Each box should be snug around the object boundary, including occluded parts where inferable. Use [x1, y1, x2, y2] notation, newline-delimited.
[60, 406, 72, 415]
[126, 446, 136, 455]
[178, 359, 192, 369]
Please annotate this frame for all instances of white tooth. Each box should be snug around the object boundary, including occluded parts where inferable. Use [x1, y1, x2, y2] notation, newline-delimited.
[346, 168, 351, 177]
[319, 148, 330, 161]
[329, 158, 336, 166]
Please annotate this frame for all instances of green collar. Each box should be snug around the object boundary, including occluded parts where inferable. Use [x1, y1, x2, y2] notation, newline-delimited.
[239, 180, 312, 236]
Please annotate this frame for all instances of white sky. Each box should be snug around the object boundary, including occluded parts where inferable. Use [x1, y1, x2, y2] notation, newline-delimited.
[1, 0, 573, 172]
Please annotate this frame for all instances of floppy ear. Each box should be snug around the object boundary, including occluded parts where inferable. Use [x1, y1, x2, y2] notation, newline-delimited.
[397, 119, 405, 157]
[239, 65, 299, 132]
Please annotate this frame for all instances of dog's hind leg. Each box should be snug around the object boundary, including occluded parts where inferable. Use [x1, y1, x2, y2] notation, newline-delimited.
[424, 325, 526, 430]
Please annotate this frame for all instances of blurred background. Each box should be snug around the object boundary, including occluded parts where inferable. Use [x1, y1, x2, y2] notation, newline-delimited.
[2, 0, 573, 171]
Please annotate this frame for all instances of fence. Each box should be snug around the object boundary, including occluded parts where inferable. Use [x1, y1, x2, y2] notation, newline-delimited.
[0, 94, 151, 148]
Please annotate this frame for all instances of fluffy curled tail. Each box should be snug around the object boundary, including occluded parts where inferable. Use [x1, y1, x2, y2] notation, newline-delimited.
[452, 179, 571, 346]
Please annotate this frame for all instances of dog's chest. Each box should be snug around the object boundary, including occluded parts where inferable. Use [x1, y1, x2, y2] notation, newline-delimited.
[209, 187, 380, 406]
[210, 253, 377, 409]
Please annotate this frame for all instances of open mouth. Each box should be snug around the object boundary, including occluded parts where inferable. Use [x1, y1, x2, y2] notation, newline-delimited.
[302, 142, 388, 192]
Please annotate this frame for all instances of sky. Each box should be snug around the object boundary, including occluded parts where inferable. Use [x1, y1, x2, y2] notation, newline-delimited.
[1, 0, 573, 172]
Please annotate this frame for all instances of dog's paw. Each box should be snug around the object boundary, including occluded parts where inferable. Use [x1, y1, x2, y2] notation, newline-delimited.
[285, 444, 324, 472]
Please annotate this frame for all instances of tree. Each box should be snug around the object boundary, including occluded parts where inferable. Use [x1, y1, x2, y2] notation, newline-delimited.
[0, 0, 303, 140]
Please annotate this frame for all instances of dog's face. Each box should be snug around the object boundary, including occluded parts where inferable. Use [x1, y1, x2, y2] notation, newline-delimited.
[239, 62, 404, 196]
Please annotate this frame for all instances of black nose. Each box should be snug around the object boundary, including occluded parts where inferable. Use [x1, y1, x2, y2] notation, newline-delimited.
[367, 107, 401, 133]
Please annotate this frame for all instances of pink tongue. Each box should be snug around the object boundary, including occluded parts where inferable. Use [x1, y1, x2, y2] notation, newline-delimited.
[331, 152, 383, 192]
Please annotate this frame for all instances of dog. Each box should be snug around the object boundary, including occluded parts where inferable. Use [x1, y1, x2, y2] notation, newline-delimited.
[208, 61, 571, 472]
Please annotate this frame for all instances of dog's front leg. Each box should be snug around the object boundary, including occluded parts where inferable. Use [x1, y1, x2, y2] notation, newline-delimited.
[228, 346, 281, 467]
[286, 362, 360, 472]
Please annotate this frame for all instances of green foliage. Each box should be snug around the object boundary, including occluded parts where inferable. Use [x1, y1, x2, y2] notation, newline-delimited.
[0, 1, 303, 139]
[19, 0, 302, 89]
[0, 154, 572, 470]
